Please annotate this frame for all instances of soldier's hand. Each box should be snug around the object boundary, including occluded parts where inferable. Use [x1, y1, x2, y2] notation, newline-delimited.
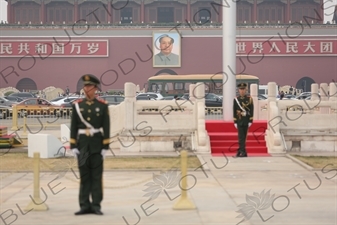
[234, 124, 237, 129]
[248, 123, 252, 127]
[101, 149, 108, 159]
[71, 148, 80, 159]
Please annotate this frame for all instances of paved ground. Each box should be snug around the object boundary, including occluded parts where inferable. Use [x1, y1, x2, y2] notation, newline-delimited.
[1, 126, 336, 225]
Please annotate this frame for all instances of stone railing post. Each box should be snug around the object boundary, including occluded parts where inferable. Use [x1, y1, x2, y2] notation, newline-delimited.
[189, 84, 196, 101]
[189, 84, 197, 130]
[266, 101, 284, 153]
[195, 82, 208, 151]
[267, 82, 277, 122]
[329, 82, 337, 114]
[250, 83, 258, 120]
[329, 82, 337, 101]
[124, 82, 136, 130]
[320, 83, 329, 101]
[267, 82, 277, 101]
[319, 83, 329, 114]
[311, 83, 319, 101]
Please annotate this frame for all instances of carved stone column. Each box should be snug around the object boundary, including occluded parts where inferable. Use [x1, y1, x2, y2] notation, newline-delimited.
[74, 0, 78, 22]
[107, 0, 112, 23]
[187, 0, 191, 22]
[7, 0, 12, 23]
[41, 0, 45, 24]
[253, 0, 257, 23]
[141, 0, 145, 23]
[287, 0, 290, 22]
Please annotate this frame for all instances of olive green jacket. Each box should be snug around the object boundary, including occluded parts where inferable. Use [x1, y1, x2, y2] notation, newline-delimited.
[70, 98, 110, 152]
[233, 95, 254, 126]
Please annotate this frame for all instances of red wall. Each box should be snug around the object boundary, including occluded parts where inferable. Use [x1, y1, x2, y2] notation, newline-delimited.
[0, 37, 336, 92]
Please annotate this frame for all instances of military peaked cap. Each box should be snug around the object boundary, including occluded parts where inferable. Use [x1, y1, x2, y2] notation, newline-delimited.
[82, 74, 100, 86]
[237, 83, 247, 89]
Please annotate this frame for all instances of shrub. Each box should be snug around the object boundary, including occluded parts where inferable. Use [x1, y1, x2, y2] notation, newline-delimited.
[4, 91, 14, 96]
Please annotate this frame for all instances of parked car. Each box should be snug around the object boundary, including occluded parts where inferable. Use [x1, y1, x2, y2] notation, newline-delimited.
[258, 94, 267, 100]
[181, 93, 222, 107]
[136, 95, 157, 101]
[0, 105, 12, 119]
[0, 97, 16, 107]
[161, 96, 176, 100]
[98, 95, 125, 105]
[294, 94, 315, 100]
[295, 92, 312, 100]
[137, 92, 163, 100]
[9, 92, 36, 99]
[4, 96, 23, 102]
[160, 96, 186, 100]
[60, 98, 79, 108]
[284, 94, 296, 99]
[50, 96, 66, 102]
[13, 98, 62, 117]
[303, 94, 321, 100]
[51, 96, 82, 106]
[204, 93, 222, 107]
[182, 93, 190, 100]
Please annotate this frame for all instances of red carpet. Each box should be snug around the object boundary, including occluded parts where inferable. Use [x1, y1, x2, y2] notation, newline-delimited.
[205, 120, 269, 157]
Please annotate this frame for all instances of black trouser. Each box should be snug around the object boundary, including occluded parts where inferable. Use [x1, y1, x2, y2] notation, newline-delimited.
[77, 150, 103, 211]
[238, 124, 248, 155]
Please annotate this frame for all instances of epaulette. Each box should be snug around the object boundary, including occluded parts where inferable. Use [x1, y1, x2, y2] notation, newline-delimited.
[98, 98, 108, 104]
[72, 98, 83, 104]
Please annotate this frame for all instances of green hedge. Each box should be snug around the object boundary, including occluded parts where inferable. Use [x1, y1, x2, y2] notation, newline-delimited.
[4, 91, 14, 96]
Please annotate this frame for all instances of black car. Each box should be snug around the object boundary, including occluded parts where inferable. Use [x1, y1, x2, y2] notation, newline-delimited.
[258, 94, 267, 100]
[182, 93, 222, 107]
[205, 93, 222, 106]
[4, 96, 24, 102]
[9, 92, 36, 99]
[99, 95, 125, 105]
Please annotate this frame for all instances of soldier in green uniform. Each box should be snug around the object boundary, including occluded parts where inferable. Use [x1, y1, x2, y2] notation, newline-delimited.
[70, 74, 110, 215]
[233, 83, 254, 157]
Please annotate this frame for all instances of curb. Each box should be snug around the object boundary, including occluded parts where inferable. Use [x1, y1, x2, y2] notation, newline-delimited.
[196, 154, 210, 171]
[285, 154, 314, 171]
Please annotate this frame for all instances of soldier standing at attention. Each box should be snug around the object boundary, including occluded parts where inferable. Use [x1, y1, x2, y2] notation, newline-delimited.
[70, 74, 110, 215]
[233, 83, 254, 157]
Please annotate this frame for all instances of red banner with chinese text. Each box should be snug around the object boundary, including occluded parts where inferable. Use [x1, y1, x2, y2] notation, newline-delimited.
[236, 39, 337, 56]
[0, 40, 109, 57]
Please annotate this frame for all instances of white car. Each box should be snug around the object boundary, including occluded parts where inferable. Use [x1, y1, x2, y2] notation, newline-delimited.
[51, 96, 82, 106]
[136, 92, 163, 100]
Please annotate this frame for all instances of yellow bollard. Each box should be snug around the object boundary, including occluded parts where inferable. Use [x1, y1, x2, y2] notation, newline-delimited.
[25, 152, 49, 211]
[173, 150, 196, 210]
[11, 105, 18, 131]
[23, 116, 27, 136]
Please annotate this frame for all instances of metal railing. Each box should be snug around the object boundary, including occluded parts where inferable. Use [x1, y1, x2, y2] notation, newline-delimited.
[6, 106, 73, 131]
[0, 106, 225, 128]
[205, 107, 223, 120]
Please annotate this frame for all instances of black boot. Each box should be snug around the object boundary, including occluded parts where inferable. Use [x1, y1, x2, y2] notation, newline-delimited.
[240, 153, 248, 157]
[74, 208, 93, 215]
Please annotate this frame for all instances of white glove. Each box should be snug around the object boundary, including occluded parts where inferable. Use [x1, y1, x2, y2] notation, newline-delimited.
[72, 148, 80, 158]
[101, 149, 108, 159]
[234, 124, 237, 129]
[248, 123, 252, 127]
